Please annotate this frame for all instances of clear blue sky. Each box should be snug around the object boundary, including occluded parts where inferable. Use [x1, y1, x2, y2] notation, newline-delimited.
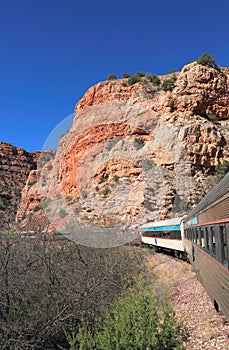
[0, 0, 228, 151]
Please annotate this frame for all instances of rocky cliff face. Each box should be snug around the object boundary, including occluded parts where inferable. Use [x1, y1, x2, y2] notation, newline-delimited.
[0, 142, 38, 228]
[16, 61, 229, 238]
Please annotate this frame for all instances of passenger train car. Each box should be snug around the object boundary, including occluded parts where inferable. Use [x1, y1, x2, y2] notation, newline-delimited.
[141, 217, 186, 259]
[141, 173, 229, 320]
[182, 172, 229, 321]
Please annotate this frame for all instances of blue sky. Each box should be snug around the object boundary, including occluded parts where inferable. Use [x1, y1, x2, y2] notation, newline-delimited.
[0, 0, 228, 151]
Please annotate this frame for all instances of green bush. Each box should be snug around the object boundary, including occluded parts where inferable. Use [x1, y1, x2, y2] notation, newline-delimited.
[135, 71, 145, 78]
[133, 137, 145, 150]
[128, 75, 141, 85]
[161, 75, 177, 91]
[206, 111, 217, 122]
[107, 73, 117, 80]
[64, 282, 188, 350]
[113, 175, 119, 182]
[197, 53, 219, 69]
[215, 160, 229, 182]
[142, 159, 155, 171]
[148, 74, 161, 86]
[59, 208, 67, 218]
[107, 137, 122, 151]
[41, 198, 51, 208]
[100, 187, 111, 196]
[122, 72, 131, 78]
[32, 205, 42, 212]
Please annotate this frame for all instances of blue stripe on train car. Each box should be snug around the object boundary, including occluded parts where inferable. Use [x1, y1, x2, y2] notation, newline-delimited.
[141, 225, 180, 231]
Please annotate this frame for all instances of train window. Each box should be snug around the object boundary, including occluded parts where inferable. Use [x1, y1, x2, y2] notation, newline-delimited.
[200, 228, 204, 248]
[194, 229, 197, 244]
[191, 228, 194, 242]
[210, 226, 216, 257]
[220, 225, 228, 267]
[196, 228, 200, 246]
[204, 227, 210, 252]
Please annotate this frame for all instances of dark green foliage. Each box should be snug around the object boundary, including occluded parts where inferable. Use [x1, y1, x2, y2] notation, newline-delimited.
[107, 73, 117, 80]
[205, 111, 217, 122]
[127, 75, 141, 85]
[215, 161, 229, 182]
[133, 137, 145, 150]
[121, 82, 127, 87]
[113, 175, 119, 182]
[122, 72, 131, 78]
[148, 74, 161, 86]
[64, 282, 188, 350]
[135, 71, 145, 78]
[161, 75, 177, 91]
[32, 205, 42, 212]
[98, 176, 105, 184]
[59, 208, 67, 218]
[197, 53, 219, 69]
[193, 196, 202, 204]
[100, 187, 111, 196]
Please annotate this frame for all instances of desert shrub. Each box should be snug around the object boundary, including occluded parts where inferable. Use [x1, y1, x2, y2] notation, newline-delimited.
[0, 233, 143, 350]
[193, 196, 202, 204]
[133, 137, 145, 150]
[107, 73, 116, 80]
[59, 208, 67, 218]
[32, 205, 42, 212]
[65, 282, 188, 350]
[135, 71, 145, 78]
[98, 176, 105, 184]
[121, 82, 127, 87]
[206, 111, 217, 122]
[41, 198, 51, 208]
[100, 187, 111, 196]
[122, 72, 131, 78]
[107, 137, 122, 151]
[215, 160, 229, 182]
[142, 159, 155, 171]
[128, 75, 141, 85]
[197, 52, 219, 69]
[161, 75, 177, 91]
[113, 175, 119, 182]
[148, 74, 161, 86]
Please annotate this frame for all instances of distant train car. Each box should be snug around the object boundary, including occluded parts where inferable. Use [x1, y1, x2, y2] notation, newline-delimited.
[183, 173, 229, 321]
[141, 217, 186, 259]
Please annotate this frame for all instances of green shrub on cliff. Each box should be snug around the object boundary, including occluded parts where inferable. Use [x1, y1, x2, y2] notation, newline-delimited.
[107, 73, 117, 80]
[161, 75, 177, 91]
[215, 160, 229, 182]
[197, 53, 219, 69]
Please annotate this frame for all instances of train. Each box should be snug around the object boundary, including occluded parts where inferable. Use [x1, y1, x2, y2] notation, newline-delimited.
[141, 172, 229, 321]
[141, 217, 186, 259]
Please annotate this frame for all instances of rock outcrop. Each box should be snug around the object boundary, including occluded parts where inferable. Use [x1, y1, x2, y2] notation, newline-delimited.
[0, 142, 38, 228]
[15, 61, 229, 236]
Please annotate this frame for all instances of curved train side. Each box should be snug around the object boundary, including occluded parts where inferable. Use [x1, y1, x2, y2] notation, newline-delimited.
[141, 172, 229, 320]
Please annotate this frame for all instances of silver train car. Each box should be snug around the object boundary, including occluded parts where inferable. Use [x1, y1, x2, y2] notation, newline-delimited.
[183, 173, 229, 320]
[141, 217, 186, 259]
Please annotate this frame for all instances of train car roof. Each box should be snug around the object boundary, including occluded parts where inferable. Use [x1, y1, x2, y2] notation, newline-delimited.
[141, 217, 182, 229]
[184, 172, 229, 223]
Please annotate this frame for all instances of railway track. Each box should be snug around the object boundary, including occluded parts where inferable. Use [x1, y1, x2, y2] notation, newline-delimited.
[145, 251, 229, 350]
